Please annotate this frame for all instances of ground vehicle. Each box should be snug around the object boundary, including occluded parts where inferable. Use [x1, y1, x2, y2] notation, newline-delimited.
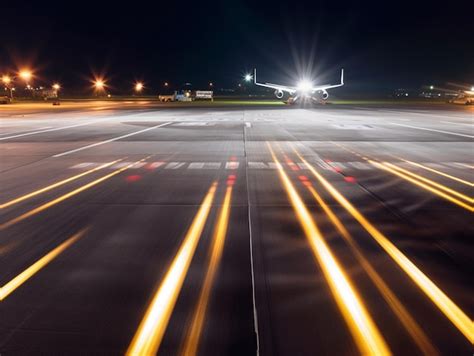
[158, 93, 176, 102]
[449, 93, 474, 105]
[0, 95, 12, 104]
[158, 90, 193, 102]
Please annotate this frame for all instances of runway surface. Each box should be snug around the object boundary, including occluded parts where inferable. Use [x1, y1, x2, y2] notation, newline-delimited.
[1, 101, 472, 355]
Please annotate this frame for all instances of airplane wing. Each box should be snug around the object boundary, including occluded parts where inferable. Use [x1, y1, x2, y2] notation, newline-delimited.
[311, 69, 344, 91]
[253, 69, 297, 94]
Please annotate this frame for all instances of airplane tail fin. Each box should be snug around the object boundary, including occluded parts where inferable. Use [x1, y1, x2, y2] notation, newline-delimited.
[341, 69, 344, 85]
[254, 68, 257, 85]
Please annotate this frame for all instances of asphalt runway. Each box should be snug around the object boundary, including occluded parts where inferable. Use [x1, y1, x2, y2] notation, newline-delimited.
[0, 101, 472, 355]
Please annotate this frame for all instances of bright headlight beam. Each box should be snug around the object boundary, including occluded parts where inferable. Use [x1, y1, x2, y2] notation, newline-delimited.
[292, 147, 474, 343]
[0, 228, 87, 300]
[0, 159, 123, 210]
[126, 183, 218, 356]
[268, 142, 390, 356]
[181, 185, 233, 356]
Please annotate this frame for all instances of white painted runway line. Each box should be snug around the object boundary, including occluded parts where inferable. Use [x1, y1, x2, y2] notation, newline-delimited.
[440, 121, 473, 127]
[390, 123, 474, 139]
[0, 127, 52, 137]
[52, 122, 171, 157]
[0, 118, 115, 141]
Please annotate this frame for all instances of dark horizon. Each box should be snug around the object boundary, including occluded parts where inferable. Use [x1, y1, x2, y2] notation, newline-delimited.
[1, 0, 473, 92]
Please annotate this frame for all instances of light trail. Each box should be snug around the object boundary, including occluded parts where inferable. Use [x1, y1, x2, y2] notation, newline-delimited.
[0, 156, 151, 230]
[381, 162, 473, 204]
[0, 228, 87, 300]
[305, 184, 437, 355]
[398, 159, 473, 187]
[371, 161, 473, 212]
[52, 122, 170, 157]
[293, 147, 474, 343]
[0, 159, 124, 209]
[267, 142, 391, 356]
[181, 185, 233, 356]
[126, 183, 218, 356]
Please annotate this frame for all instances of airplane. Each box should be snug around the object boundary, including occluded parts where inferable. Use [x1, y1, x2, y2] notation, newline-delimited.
[253, 68, 344, 104]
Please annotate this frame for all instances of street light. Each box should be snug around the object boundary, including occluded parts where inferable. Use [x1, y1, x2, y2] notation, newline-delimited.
[52, 83, 61, 90]
[135, 82, 144, 93]
[429, 85, 434, 90]
[2, 75, 11, 85]
[2, 75, 14, 99]
[19, 70, 32, 82]
[164, 82, 169, 87]
[94, 79, 105, 90]
[209, 82, 213, 87]
[244, 74, 252, 82]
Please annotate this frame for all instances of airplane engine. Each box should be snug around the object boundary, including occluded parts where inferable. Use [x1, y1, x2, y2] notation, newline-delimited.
[274, 89, 284, 99]
[314, 90, 329, 101]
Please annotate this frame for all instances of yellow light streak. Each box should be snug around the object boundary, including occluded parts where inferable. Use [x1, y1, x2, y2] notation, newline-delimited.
[383, 162, 473, 204]
[371, 161, 473, 212]
[126, 183, 218, 356]
[306, 185, 437, 355]
[0, 228, 87, 300]
[0, 157, 150, 230]
[399, 159, 473, 187]
[293, 148, 474, 343]
[0, 159, 123, 210]
[267, 142, 391, 356]
[181, 186, 233, 356]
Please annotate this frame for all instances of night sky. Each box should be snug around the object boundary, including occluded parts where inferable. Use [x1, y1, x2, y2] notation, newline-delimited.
[1, 0, 473, 93]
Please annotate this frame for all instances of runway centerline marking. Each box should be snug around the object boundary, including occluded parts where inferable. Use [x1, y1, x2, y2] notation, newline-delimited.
[126, 183, 217, 356]
[0, 228, 87, 300]
[390, 123, 474, 139]
[52, 122, 171, 157]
